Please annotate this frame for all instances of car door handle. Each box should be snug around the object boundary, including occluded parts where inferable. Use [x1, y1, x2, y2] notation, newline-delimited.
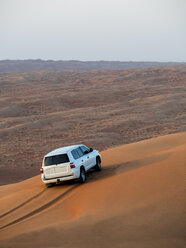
[81, 160, 83, 162]
[87, 156, 89, 159]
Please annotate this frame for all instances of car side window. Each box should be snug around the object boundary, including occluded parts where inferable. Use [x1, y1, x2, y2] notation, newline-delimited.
[71, 149, 79, 160]
[76, 148, 84, 157]
[80, 146, 89, 154]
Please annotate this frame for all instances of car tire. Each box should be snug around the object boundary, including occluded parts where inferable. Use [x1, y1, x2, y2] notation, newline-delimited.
[79, 167, 86, 184]
[95, 157, 101, 171]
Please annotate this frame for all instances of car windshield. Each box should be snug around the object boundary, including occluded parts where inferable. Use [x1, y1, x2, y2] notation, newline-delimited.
[80, 146, 89, 154]
[44, 154, 69, 166]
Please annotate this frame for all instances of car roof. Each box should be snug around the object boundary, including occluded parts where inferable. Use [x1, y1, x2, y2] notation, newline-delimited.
[45, 144, 85, 157]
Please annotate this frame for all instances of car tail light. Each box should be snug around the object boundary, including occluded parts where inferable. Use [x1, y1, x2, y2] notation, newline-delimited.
[70, 162, 76, 168]
[40, 168, 44, 174]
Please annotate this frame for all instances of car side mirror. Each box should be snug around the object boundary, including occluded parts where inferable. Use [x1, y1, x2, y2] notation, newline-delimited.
[89, 148, 93, 152]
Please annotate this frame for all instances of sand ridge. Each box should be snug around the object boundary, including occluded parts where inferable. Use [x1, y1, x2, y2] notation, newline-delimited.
[0, 132, 185, 247]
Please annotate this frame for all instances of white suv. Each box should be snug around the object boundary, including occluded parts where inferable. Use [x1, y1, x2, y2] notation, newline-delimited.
[40, 144, 102, 187]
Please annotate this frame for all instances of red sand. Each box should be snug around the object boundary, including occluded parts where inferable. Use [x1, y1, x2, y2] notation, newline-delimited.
[0, 132, 185, 247]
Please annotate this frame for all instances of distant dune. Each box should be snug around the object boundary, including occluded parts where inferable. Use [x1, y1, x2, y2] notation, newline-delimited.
[0, 59, 186, 72]
[0, 132, 185, 247]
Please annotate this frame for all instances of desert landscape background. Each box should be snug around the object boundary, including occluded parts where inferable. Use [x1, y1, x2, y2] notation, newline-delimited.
[0, 65, 186, 185]
[0, 60, 185, 72]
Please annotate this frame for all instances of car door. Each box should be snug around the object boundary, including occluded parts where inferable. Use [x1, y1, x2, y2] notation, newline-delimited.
[44, 165, 56, 179]
[79, 146, 94, 170]
[75, 147, 90, 171]
[71, 149, 82, 169]
[87, 149, 96, 169]
[54, 154, 71, 178]
[43, 156, 56, 179]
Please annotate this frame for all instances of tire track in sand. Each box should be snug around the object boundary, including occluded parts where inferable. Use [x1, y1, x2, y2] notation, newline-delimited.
[0, 185, 78, 230]
[0, 188, 47, 219]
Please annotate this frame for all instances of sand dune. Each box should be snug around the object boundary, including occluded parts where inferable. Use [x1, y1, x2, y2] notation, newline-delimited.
[0, 132, 185, 247]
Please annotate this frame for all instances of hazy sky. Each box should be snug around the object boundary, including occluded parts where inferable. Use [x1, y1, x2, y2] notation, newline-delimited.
[0, 0, 186, 61]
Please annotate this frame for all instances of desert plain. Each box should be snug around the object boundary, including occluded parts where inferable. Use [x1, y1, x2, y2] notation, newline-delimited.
[0, 65, 186, 247]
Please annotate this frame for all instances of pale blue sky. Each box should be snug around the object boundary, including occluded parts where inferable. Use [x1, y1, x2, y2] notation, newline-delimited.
[0, 0, 186, 61]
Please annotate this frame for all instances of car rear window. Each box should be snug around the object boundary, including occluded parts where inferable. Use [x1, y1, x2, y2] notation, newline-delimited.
[44, 154, 69, 166]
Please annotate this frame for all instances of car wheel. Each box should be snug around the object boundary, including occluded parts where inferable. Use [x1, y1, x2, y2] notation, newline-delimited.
[95, 157, 101, 171]
[79, 167, 86, 184]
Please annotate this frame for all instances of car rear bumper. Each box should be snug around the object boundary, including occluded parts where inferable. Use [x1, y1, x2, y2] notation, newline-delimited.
[42, 174, 78, 184]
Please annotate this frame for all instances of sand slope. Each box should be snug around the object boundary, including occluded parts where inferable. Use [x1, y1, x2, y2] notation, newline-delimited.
[0, 132, 185, 248]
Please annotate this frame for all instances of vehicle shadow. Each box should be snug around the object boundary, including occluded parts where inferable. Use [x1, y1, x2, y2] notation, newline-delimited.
[86, 151, 172, 183]
[58, 151, 172, 186]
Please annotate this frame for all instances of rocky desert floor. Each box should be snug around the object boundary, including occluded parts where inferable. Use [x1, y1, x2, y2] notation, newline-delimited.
[0, 65, 186, 184]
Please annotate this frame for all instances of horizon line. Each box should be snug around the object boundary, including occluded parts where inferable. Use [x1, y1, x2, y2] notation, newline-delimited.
[0, 59, 186, 63]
